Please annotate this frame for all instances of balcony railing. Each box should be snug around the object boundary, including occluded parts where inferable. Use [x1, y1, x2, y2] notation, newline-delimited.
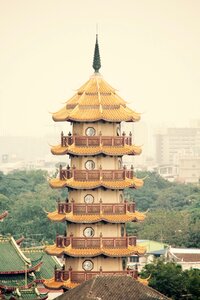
[57, 200, 135, 215]
[61, 132, 132, 147]
[54, 266, 138, 283]
[55, 234, 136, 249]
[59, 166, 134, 181]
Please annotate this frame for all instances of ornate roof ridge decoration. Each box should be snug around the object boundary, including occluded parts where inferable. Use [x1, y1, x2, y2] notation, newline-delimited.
[0, 274, 36, 291]
[52, 74, 140, 123]
[93, 34, 101, 73]
[0, 210, 8, 221]
[47, 210, 145, 223]
[5, 287, 48, 300]
[16, 236, 25, 245]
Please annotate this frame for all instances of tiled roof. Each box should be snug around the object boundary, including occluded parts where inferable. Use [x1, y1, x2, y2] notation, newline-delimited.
[0, 274, 35, 290]
[22, 247, 62, 281]
[174, 253, 200, 262]
[0, 236, 42, 274]
[48, 275, 170, 299]
[49, 177, 143, 190]
[51, 144, 142, 156]
[52, 74, 140, 123]
[4, 287, 48, 300]
[45, 245, 145, 257]
[47, 211, 145, 223]
[44, 278, 78, 290]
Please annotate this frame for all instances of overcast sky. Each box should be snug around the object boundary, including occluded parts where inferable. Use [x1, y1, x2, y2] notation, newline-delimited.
[0, 0, 200, 136]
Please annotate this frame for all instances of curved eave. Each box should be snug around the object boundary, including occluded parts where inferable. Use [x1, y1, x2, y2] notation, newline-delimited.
[0, 280, 35, 291]
[51, 144, 142, 156]
[52, 106, 140, 123]
[0, 261, 43, 275]
[43, 278, 78, 290]
[49, 177, 143, 190]
[47, 211, 145, 223]
[45, 245, 146, 257]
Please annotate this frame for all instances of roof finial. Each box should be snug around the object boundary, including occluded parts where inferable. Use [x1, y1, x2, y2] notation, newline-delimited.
[92, 34, 101, 73]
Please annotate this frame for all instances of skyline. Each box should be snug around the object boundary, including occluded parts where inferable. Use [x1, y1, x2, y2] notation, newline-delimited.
[0, 0, 200, 136]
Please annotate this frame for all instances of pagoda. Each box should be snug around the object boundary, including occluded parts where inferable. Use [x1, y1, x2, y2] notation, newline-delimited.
[44, 35, 145, 290]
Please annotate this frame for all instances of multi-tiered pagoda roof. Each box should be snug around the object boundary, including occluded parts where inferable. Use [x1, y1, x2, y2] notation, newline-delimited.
[44, 35, 146, 291]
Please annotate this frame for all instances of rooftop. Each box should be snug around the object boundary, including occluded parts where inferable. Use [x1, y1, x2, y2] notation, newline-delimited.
[47, 210, 145, 223]
[0, 236, 42, 274]
[52, 73, 140, 123]
[49, 177, 143, 190]
[51, 144, 142, 156]
[53, 275, 170, 300]
[45, 244, 145, 257]
[22, 247, 62, 281]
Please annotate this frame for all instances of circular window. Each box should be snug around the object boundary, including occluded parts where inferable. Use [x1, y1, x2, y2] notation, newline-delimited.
[86, 127, 96, 136]
[84, 194, 94, 204]
[85, 160, 95, 170]
[82, 260, 93, 271]
[83, 227, 94, 237]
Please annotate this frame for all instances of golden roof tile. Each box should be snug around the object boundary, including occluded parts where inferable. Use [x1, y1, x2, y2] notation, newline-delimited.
[49, 177, 143, 190]
[43, 278, 78, 290]
[51, 144, 142, 156]
[52, 74, 140, 123]
[45, 245, 146, 257]
[47, 211, 145, 223]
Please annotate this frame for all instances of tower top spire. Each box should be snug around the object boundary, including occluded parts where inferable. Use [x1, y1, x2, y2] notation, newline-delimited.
[92, 34, 101, 73]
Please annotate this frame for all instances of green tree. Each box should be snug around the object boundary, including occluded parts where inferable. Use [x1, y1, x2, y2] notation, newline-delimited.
[141, 260, 200, 299]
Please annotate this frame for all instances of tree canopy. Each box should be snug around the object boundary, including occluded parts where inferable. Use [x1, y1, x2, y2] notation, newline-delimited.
[141, 259, 200, 300]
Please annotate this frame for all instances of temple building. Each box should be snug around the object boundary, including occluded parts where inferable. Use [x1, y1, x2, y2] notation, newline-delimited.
[0, 212, 61, 300]
[44, 35, 146, 290]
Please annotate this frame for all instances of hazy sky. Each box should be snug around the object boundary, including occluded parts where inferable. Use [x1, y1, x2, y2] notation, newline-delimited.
[0, 0, 200, 136]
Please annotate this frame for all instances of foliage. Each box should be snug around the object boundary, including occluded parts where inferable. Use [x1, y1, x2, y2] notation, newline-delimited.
[141, 259, 200, 299]
[125, 171, 200, 212]
[125, 171, 200, 247]
[0, 170, 199, 248]
[0, 170, 66, 245]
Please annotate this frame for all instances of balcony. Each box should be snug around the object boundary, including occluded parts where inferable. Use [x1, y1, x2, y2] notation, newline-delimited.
[55, 234, 136, 249]
[59, 166, 134, 181]
[54, 266, 138, 283]
[57, 200, 135, 215]
[61, 132, 132, 147]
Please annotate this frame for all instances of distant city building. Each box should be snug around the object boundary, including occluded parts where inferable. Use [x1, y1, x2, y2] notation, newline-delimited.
[154, 126, 200, 183]
[155, 127, 200, 165]
[178, 155, 200, 183]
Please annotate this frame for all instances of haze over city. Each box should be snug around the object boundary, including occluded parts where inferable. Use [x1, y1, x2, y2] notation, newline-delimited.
[0, 0, 200, 138]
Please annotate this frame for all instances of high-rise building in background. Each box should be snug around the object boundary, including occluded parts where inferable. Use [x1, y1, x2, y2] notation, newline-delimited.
[44, 36, 146, 291]
[155, 125, 200, 183]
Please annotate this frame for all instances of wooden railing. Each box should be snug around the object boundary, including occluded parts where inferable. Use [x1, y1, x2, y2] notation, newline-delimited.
[57, 200, 135, 215]
[56, 234, 137, 248]
[59, 166, 134, 181]
[54, 266, 138, 283]
[61, 132, 132, 147]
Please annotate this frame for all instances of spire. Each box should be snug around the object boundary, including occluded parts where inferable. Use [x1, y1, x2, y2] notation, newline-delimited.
[92, 34, 101, 73]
